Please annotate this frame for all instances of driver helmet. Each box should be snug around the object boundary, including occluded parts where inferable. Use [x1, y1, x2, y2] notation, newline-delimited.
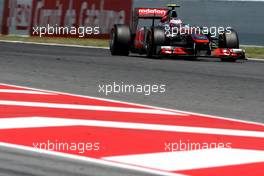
[170, 10, 178, 18]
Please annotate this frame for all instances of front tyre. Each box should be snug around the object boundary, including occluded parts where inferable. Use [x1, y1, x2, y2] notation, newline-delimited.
[109, 24, 131, 56]
[219, 29, 239, 62]
[219, 29, 239, 49]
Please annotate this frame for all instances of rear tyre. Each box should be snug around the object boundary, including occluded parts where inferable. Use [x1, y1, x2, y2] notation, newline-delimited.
[145, 27, 165, 58]
[109, 24, 131, 56]
[146, 32, 155, 58]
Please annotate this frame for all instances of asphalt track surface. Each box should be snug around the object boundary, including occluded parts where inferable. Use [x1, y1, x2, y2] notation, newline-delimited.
[0, 42, 263, 122]
[0, 41, 263, 176]
[0, 145, 160, 176]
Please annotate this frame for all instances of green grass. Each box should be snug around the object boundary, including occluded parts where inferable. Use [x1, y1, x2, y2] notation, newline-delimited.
[0, 35, 109, 47]
[241, 47, 264, 59]
[0, 35, 264, 59]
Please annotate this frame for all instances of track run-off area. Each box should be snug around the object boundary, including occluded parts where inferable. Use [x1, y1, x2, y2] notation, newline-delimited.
[0, 41, 263, 176]
[0, 83, 263, 176]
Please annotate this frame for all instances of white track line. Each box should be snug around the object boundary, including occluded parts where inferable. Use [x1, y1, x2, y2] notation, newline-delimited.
[0, 89, 54, 95]
[1, 83, 263, 127]
[0, 142, 185, 176]
[103, 148, 264, 171]
[0, 117, 263, 138]
[247, 58, 264, 61]
[0, 100, 184, 115]
[241, 45, 264, 48]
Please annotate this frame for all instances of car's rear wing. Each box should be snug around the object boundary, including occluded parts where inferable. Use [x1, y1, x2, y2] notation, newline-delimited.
[131, 8, 168, 33]
[134, 8, 168, 19]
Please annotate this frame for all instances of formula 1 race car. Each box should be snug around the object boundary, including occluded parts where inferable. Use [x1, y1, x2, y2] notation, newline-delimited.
[109, 4, 246, 62]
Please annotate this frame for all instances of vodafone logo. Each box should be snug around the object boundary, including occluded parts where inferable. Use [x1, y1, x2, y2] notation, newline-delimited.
[138, 8, 167, 16]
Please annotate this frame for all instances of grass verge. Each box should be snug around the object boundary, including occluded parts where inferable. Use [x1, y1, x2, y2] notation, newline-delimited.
[241, 47, 264, 59]
[0, 35, 109, 47]
[0, 35, 264, 59]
